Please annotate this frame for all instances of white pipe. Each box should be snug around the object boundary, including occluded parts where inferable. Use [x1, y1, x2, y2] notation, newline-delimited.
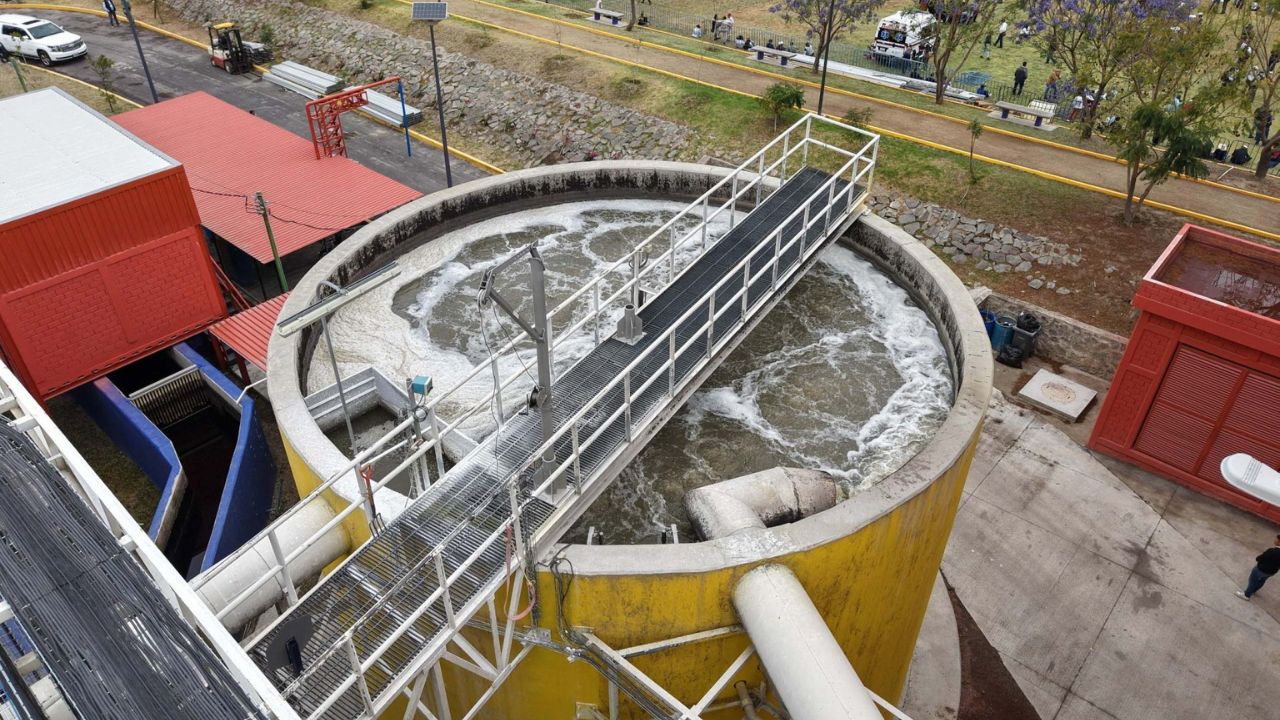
[685, 467, 836, 539]
[194, 501, 351, 633]
[687, 467, 881, 720]
[733, 565, 882, 720]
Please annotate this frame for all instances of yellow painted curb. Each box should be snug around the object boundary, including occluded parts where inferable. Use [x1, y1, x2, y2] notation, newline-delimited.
[455, 0, 1280, 206]
[15, 61, 142, 109]
[7, 2, 503, 175]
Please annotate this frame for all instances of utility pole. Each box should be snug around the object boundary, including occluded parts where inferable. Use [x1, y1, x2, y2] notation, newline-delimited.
[254, 193, 289, 294]
[816, 0, 837, 115]
[428, 23, 454, 187]
[120, 0, 159, 104]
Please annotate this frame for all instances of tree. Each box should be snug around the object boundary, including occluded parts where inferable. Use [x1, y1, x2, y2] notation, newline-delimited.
[626, 0, 638, 31]
[771, 0, 888, 75]
[1026, 0, 1189, 138]
[89, 55, 120, 114]
[966, 117, 983, 183]
[1109, 21, 1225, 222]
[1235, 0, 1280, 179]
[925, 0, 999, 105]
[760, 82, 807, 129]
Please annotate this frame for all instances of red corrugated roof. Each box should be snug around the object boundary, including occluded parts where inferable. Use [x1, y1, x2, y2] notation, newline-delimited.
[114, 92, 421, 263]
[209, 293, 289, 371]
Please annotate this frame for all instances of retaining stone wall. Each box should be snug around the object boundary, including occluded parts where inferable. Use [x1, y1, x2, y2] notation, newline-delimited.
[982, 292, 1128, 380]
[166, 0, 690, 167]
[868, 191, 1082, 281]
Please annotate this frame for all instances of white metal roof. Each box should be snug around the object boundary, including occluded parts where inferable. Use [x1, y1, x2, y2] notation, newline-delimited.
[0, 88, 176, 225]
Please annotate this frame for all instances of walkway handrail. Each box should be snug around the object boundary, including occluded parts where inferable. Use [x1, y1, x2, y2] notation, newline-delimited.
[0, 361, 299, 719]
[288, 120, 877, 717]
[201, 115, 875, 647]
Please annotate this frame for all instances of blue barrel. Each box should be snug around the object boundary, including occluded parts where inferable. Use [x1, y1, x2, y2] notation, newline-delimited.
[980, 309, 996, 340]
[991, 315, 1015, 351]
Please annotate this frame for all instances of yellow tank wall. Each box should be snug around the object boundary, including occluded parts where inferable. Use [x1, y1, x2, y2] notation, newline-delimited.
[434, 420, 981, 719]
[280, 435, 371, 563]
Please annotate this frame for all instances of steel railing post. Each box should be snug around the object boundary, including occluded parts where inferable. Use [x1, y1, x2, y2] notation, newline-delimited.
[803, 116, 812, 166]
[729, 175, 738, 229]
[428, 406, 446, 480]
[508, 484, 526, 560]
[434, 550, 456, 629]
[631, 253, 642, 308]
[490, 359, 504, 430]
[771, 230, 781, 289]
[824, 181, 836, 236]
[741, 263, 749, 319]
[706, 294, 716, 357]
[267, 528, 299, 605]
[782, 134, 790, 182]
[701, 196, 709, 251]
[668, 334, 677, 397]
[345, 635, 375, 716]
[669, 226, 676, 283]
[756, 154, 765, 206]
[571, 424, 582, 493]
[593, 282, 602, 344]
[623, 373, 633, 441]
[802, 202, 811, 254]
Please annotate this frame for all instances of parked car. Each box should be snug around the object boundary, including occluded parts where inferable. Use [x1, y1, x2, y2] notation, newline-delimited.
[0, 14, 88, 66]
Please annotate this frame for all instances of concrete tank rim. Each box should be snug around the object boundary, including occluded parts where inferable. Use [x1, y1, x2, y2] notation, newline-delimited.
[266, 160, 993, 576]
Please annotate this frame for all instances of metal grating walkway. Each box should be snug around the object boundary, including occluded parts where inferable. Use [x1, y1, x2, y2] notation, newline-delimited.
[0, 422, 266, 720]
[251, 167, 858, 718]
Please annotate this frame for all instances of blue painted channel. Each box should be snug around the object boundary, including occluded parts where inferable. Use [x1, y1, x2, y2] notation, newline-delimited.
[73, 342, 276, 576]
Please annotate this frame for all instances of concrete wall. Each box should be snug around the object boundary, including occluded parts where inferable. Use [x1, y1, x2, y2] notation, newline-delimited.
[982, 292, 1129, 379]
[266, 162, 991, 717]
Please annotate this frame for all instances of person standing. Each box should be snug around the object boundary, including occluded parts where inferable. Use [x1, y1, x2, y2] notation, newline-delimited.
[103, 0, 120, 26]
[1236, 535, 1280, 600]
[981, 32, 992, 59]
[995, 20, 1008, 48]
[1013, 61, 1028, 96]
[1044, 68, 1060, 100]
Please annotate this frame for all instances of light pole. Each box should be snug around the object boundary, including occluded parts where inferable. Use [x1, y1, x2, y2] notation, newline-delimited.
[411, 3, 455, 187]
[816, 0, 837, 115]
[119, 0, 158, 104]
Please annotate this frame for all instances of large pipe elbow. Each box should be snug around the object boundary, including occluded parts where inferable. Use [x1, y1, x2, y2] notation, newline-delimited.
[684, 467, 838, 540]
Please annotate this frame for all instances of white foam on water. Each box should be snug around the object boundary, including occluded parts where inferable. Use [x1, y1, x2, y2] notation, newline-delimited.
[310, 199, 952, 543]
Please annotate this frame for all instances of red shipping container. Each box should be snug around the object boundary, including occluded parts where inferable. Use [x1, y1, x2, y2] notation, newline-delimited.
[0, 88, 225, 399]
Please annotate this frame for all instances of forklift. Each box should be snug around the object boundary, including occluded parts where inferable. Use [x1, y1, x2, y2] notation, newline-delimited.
[206, 22, 272, 74]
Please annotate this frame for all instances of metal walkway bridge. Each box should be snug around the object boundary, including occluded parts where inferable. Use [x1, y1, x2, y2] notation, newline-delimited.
[210, 114, 878, 719]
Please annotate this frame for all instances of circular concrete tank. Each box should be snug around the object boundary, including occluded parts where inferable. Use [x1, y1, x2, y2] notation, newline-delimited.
[267, 162, 992, 718]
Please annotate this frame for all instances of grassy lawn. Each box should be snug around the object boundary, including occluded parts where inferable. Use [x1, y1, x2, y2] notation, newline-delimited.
[469, 0, 1128, 152]
[0, 57, 131, 114]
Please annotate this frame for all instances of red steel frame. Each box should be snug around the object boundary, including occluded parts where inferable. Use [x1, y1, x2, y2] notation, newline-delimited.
[305, 76, 402, 159]
[1089, 224, 1280, 521]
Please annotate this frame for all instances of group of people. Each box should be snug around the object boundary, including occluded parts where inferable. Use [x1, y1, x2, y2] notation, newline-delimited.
[697, 15, 812, 57]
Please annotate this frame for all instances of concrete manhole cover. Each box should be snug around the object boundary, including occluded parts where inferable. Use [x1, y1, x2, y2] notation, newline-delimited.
[1041, 382, 1077, 404]
[1017, 369, 1097, 422]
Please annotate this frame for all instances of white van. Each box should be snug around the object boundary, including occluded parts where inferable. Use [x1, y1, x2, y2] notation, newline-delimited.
[870, 11, 935, 61]
[0, 15, 88, 66]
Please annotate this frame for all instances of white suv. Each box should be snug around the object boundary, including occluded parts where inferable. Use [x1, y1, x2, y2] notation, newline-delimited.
[0, 15, 88, 66]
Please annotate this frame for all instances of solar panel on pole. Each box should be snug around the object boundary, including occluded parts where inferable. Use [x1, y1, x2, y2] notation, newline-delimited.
[411, 2, 448, 22]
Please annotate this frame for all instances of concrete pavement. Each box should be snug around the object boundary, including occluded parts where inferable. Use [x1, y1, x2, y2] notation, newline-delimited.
[903, 384, 1280, 720]
[33, 9, 483, 194]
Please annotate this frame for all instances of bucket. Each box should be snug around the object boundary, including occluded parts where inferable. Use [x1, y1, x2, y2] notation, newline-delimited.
[991, 315, 1015, 351]
[980, 309, 996, 340]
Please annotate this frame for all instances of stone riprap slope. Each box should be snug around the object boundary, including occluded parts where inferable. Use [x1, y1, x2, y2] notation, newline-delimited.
[168, 0, 690, 167]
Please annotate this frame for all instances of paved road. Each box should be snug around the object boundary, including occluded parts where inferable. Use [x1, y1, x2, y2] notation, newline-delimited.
[447, 0, 1279, 238]
[39, 10, 483, 194]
